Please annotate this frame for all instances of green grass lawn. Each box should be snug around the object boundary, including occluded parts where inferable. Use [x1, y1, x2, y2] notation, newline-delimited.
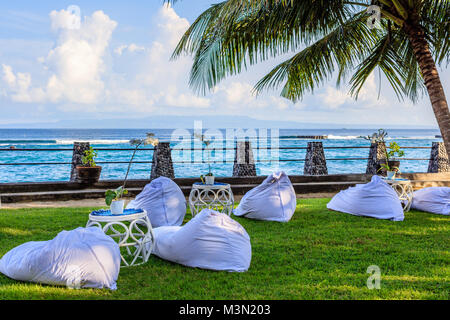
[0, 198, 449, 300]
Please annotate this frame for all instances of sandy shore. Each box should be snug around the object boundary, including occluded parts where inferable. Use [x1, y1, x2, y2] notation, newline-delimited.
[1, 193, 335, 209]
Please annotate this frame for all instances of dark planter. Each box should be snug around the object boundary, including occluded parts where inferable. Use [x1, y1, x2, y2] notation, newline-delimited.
[388, 160, 401, 172]
[76, 166, 102, 184]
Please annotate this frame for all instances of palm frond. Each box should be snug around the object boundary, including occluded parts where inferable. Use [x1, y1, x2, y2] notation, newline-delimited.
[350, 29, 405, 100]
[254, 12, 376, 102]
[420, 0, 450, 65]
[172, 0, 351, 94]
[167, 0, 446, 104]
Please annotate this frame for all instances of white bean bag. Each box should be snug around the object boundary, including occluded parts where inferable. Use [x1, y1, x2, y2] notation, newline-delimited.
[152, 209, 251, 272]
[411, 187, 450, 215]
[233, 171, 296, 222]
[327, 175, 404, 221]
[0, 227, 120, 290]
[127, 176, 186, 227]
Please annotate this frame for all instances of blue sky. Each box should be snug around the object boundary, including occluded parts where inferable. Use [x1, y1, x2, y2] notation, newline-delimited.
[0, 1, 448, 128]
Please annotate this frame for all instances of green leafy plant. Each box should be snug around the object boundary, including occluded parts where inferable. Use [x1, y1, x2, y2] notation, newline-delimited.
[81, 146, 98, 167]
[105, 186, 128, 206]
[377, 141, 405, 173]
[386, 141, 405, 159]
[105, 133, 159, 205]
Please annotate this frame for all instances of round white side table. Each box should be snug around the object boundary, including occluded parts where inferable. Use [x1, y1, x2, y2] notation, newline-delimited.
[383, 178, 414, 212]
[86, 209, 154, 267]
[188, 182, 234, 217]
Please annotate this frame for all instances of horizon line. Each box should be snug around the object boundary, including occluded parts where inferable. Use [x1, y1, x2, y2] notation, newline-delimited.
[0, 127, 440, 130]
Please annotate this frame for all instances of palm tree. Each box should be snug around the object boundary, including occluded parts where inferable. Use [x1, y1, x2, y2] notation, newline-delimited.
[166, 0, 450, 158]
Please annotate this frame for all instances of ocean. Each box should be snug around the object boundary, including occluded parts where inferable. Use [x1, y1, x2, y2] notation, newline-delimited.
[0, 128, 442, 183]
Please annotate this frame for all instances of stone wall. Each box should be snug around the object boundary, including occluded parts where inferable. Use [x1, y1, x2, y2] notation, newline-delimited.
[70, 142, 90, 181]
[304, 142, 328, 175]
[150, 142, 175, 179]
[366, 142, 387, 175]
[233, 141, 257, 177]
[428, 142, 449, 173]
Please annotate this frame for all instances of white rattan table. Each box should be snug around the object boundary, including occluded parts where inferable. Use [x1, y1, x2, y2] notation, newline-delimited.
[188, 182, 234, 217]
[86, 209, 154, 267]
[383, 178, 414, 212]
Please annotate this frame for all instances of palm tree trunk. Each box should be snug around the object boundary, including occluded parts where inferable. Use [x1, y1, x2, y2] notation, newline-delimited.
[404, 23, 450, 159]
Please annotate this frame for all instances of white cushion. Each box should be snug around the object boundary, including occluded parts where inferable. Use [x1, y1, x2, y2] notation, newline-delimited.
[0, 227, 121, 290]
[411, 187, 450, 215]
[127, 177, 186, 227]
[234, 171, 296, 222]
[152, 209, 251, 272]
[327, 175, 404, 221]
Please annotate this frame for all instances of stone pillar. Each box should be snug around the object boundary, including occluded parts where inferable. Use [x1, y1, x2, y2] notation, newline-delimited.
[304, 142, 328, 175]
[150, 142, 175, 179]
[233, 141, 256, 177]
[366, 142, 387, 175]
[428, 142, 449, 173]
[70, 142, 90, 181]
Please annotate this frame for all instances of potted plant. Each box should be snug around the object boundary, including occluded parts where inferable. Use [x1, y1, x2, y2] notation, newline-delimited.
[194, 133, 214, 185]
[105, 186, 128, 214]
[76, 146, 102, 184]
[105, 133, 159, 214]
[200, 172, 214, 185]
[378, 141, 405, 179]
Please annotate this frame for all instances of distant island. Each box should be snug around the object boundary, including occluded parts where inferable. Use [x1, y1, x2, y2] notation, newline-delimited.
[0, 115, 439, 130]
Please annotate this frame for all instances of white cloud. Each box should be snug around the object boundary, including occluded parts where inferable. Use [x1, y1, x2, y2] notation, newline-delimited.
[165, 92, 210, 108]
[2, 64, 16, 86]
[1, 64, 45, 102]
[0, 5, 308, 114]
[114, 43, 146, 55]
[1, 9, 117, 105]
[156, 4, 190, 48]
[220, 82, 255, 105]
[270, 96, 290, 110]
[50, 8, 81, 31]
[320, 86, 352, 108]
[108, 4, 210, 109]
[45, 9, 117, 104]
[211, 80, 299, 111]
[113, 45, 127, 56]
[319, 73, 387, 109]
